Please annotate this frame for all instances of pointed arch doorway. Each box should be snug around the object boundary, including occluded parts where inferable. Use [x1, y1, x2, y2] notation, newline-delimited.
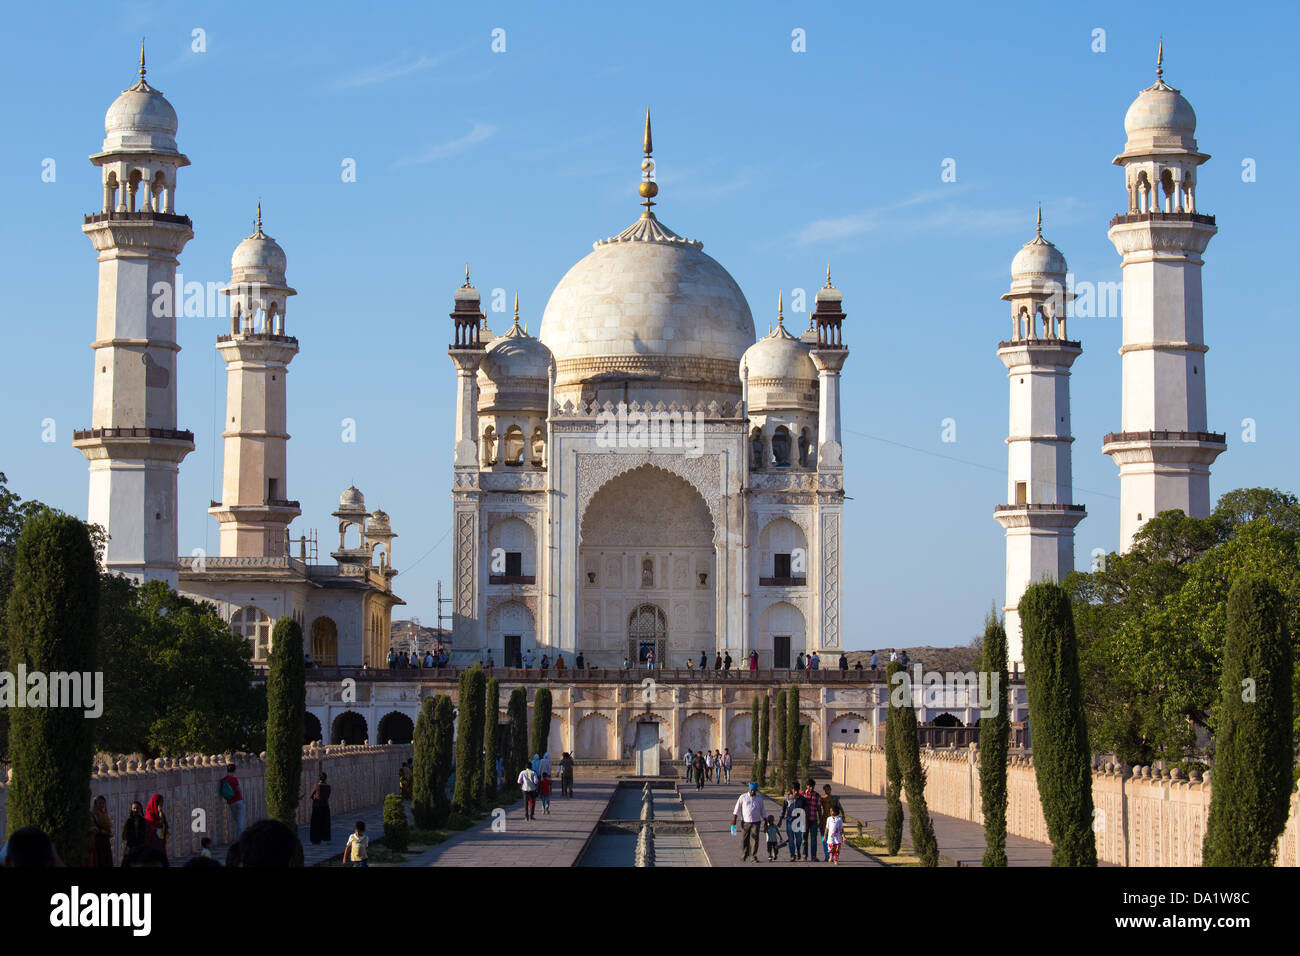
[628, 603, 667, 666]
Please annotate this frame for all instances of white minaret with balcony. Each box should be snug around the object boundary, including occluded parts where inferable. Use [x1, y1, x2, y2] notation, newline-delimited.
[210, 206, 301, 557]
[994, 211, 1086, 667]
[73, 47, 194, 586]
[1102, 46, 1225, 551]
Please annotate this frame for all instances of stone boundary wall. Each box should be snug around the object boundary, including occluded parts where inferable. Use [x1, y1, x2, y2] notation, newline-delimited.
[831, 743, 1300, 867]
[0, 743, 411, 863]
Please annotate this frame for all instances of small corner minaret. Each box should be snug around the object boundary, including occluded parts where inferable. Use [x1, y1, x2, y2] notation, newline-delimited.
[73, 46, 195, 586]
[809, 267, 848, 471]
[448, 266, 486, 469]
[995, 209, 1086, 667]
[211, 204, 300, 557]
[1103, 45, 1225, 551]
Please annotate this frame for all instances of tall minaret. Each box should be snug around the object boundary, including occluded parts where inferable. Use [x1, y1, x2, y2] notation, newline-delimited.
[210, 205, 300, 557]
[447, 270, 486, 647]
[994, 210, 1086, 667]
[1103, 45, 1225, 551]
[74, 47, 194, 586]
[809, 270, 849, 652]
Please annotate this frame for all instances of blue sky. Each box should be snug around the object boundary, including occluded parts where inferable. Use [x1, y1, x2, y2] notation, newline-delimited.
[1, 1, 1296, 647]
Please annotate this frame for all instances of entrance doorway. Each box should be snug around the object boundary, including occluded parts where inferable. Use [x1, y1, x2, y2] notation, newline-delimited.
[628, 604, 667, 667]
[634, 721, 660, 776]
[773, 635, 791, 669]
[504, 635, 521, 668]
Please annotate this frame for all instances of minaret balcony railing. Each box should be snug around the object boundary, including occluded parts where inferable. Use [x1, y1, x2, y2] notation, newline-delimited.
[993, 503, 1086, 513]
[83, 210, 192, 227]
[216, 333, 299, 345]
[1102, 430, 1226, 445]
[73, 426, 194, 442]
[208, 498, 302, 510]
[1108, 211, 1216, 228]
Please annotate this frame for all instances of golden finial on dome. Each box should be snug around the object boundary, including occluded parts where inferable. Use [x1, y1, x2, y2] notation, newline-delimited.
[1036, 203, 1042, 237]
[139, 38, 146, 80]
[1156, 37, 1164, 80]
[777, 290, 785, 327]
[256, 198, 263, 232]
[512, 291, 520, 329]
[464, 263, 471, 287]
[826, 264, 832, 286]
[639, 107, 659, 214]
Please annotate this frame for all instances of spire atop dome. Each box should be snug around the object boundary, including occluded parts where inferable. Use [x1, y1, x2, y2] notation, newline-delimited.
[246, 199, 269, 240]
[1156, 37, 1163, 81]
[512, 291, 521, 329]
[139, 38, 146, 80]
[464, 263, 471, 287]
[1036, 203, 1042, 237]
[638, 108, 659, 215]
[777, 290, 785, 327]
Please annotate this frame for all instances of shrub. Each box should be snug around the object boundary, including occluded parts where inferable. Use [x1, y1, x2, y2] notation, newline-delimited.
[453, 666, 486, 812]
[483, 677, 500, 798]
[892, 664, 939, 866]
[884, 661, 904, 855]
[530, 687, 553, 763]
[980, 609, 1010, 867]
[382, 793, 409, 852]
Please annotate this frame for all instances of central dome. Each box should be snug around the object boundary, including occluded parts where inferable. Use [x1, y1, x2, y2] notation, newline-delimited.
[539, 211, 755, 405]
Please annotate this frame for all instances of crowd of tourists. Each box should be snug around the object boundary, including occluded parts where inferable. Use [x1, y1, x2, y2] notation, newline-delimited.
[682, 747, 732, 789]
[513, 751, 576, 820]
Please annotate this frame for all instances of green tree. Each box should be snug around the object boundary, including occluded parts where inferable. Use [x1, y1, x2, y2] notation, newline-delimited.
[412, 696, 439, 828]
[530, 687, 553, 765]
[265, 616, 306, 824]
[3, 510, 99, 865]
[798, 724, 811, 786]
[892, 661, 939, 866]
[774, 689, 787, 792]
[758, 693, 770, 787]
[1203, 575, 1294, 865]
[453, 665, 486, 812]
[784, 685, 801, 791]
[506, 687, 528, 785]
[750, 695, 761, 781]
[1022, 581, 1097, 866]
[429, 694, 455, 826]
[980, 608, 1010, 867]
[483, 677, 500, 798]
[884, 660, 904, 855]
[382, 793, 409, 853]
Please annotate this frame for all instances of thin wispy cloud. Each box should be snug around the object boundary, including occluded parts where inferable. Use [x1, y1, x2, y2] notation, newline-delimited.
[397, 122, 498, 166]
[334, 54, 444, 90]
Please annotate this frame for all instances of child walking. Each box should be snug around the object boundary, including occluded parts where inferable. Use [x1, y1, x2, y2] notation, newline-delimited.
[764, 815, 782, 861]
[825, 807, 844, 865]
[539, 772, 553, 814]
[345, 820, 369, 867]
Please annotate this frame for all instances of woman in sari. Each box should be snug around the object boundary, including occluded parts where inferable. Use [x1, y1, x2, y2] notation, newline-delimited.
[144, 794, 170, 862]
[88, 795, 114, 866]
[310, 772, 332, 845]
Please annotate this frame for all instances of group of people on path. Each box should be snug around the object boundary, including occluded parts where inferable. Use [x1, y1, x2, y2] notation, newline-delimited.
[731, 778, 847, 864]
[683, 748, 732, 789]
[387, 645, 450, 670]
[515, 751, 575, 820]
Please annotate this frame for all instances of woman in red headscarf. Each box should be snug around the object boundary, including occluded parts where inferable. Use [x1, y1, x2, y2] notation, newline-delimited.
[144, 794, 170, 862]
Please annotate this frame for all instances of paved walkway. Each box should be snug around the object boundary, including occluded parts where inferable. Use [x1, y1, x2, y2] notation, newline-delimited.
[407, 780, 618, 867]
[201, 801, 390, 867]
[826, 781, 1056, 866]
[677, 780, 884, 867]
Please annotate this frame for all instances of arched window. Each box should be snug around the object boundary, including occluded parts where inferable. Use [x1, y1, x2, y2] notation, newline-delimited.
[530, 427, 545, 467]
[311, 616, 339, 666]
[798, 428, 811, 467]
[750, 427, 765, 470]
[482, 425, 497, 466]
[503, 425, 525, 465]
[232, 606, 272, 661]
[771, 426, 792, 466]
[641, 557, 654, 588]
[628, 603, 667, 665]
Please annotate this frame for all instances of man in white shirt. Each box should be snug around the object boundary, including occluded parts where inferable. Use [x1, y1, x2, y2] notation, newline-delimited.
[732, 783, 765, 862]
[517, 765, 539, 820]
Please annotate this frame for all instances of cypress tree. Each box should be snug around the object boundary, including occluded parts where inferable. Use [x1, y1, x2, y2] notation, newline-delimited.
[774, 688, 787, 792]
[884, 660, 904, 855]
[758, 694, 770, 787]
[265, 615, 306, 825]
[530, 687, 552, 763]
[893, 663, 939, 866]
[453, 666, 486, 812]
[798, 724, 811, 786]
[1203, 574, 1294, 866]
[507, 686, 528, 784]
[3, 511, 98, 865]
[784, 685, 801, 791]
[980, 609, 1010, 867]
[430, 694, 454, 825]
[382, 792, 409, 852]
[483, 677, 500, 799]
[750, 694, 761, 781]
[412, 696, 439, 828]
[1021, 581, 1097, 866]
